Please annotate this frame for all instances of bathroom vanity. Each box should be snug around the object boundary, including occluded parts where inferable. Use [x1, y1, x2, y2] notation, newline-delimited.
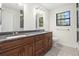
[0, 32, 52, 56]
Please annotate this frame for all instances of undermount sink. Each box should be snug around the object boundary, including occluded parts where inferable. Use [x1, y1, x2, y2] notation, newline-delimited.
[6, 35, 26, 39]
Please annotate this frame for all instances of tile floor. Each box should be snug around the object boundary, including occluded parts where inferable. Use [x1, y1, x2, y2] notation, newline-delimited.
[45, 43, 79, 56]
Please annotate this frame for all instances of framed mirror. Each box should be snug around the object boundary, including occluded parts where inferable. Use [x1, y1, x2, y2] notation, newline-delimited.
[0, 3, 24, 32]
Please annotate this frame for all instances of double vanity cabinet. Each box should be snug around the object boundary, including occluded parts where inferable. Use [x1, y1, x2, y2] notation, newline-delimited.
[0, 32, 53, 56]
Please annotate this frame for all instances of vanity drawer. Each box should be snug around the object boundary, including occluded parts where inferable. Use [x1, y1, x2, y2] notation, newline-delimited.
[34, 35, 39, 42]
[22, 36, 34, 45]
[34, 34, 44, 42]
[0, 39, 23, 50]
[0, 37, 34, 51]
[45, 32, 52, 39]
[0, 37, 34, 53]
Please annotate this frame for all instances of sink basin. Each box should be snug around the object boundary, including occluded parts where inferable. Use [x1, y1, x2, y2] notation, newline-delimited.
[6, 35, 26, 39]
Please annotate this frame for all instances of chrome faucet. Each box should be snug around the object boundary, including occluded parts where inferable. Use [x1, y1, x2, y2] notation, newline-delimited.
[12, 31, 18, 35]
[12, 32, 15, 35]
[15, 32, 18, 35]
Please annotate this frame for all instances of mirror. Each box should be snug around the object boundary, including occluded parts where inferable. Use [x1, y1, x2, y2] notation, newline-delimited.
[0, 3, 24, 32]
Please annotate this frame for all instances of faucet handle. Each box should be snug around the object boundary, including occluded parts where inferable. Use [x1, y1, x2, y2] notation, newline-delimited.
[15, 32, 18, 34]
[13, 32, 15, 35]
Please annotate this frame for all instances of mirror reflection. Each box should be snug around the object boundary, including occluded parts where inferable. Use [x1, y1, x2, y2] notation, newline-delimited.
[0, 3, 24, 32]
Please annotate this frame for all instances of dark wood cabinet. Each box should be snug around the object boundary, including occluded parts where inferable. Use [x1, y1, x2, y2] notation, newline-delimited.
[42, 32, 52, 53]
[46, 32, 52, 48]
[23, 44, 33, 56]
[34, 40, 43, 56]
[0, 32, 52, 56]
[42, 37, 49, 53]
[0, 47, 22, 56]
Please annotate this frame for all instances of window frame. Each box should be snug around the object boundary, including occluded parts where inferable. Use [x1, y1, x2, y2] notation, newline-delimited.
[56, 11, 70, 26]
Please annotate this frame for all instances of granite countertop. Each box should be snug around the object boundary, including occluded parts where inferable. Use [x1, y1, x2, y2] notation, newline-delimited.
[0, 31, 48, 42]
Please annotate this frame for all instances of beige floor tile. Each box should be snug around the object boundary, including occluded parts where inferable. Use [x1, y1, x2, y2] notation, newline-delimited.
[45, 44, 79, 56]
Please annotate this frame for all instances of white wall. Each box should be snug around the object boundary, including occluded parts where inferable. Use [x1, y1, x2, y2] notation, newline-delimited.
[49, 3, 77, 48]
[24, 3, 50, 31]
[24, 4, 36, 30]
[44, 10, 50, 31]
[0, 4, 2, 32]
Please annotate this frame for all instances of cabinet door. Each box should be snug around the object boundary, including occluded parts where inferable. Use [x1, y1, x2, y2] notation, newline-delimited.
[34, 40, 43, 56]
[43, 32, 52, 52]
[48, 32, 52, 48]
[34, 40, 43, 51]
[43, 38, 49, 51]
[35, 48, 43, 56]
[0, 47, 22, 56]
[48, 39, 52, 48]
[24, 45, 33, 56]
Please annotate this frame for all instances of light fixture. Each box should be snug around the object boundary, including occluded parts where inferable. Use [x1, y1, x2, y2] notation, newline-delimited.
[18, 3, 23, 6]
[0, 3, 2, 8]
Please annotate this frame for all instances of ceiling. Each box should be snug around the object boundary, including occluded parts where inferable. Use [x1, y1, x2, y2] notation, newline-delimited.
[2, 3, 68, 10]
[40, 3, 67, 10]
[2, 3, 24, 10]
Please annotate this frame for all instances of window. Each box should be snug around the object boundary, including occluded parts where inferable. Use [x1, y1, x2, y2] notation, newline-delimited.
[56, 11, 70, 26]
